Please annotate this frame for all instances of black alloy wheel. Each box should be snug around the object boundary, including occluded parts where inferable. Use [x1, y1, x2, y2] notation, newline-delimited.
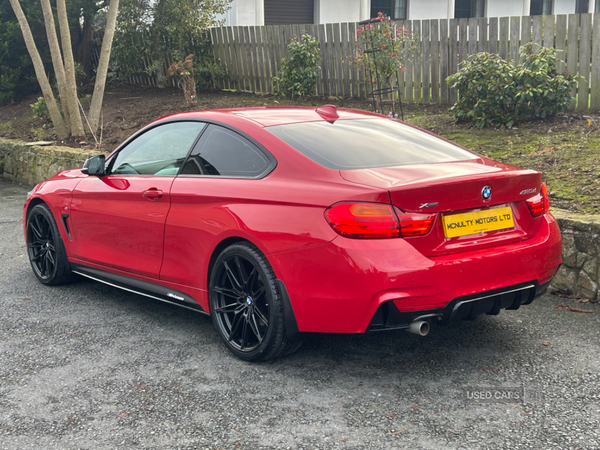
[26, 204, 74, 285]
[209, 242, 294, 361]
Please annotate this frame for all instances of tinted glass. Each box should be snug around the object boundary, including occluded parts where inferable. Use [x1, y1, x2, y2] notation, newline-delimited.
[267, 119, 477, 170]
[111, 122, 206, 175]
[181, 125, 271, 177]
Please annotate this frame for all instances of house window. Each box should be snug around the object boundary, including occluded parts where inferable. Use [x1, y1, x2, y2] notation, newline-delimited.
[576, 0, 589, 13]
[530, 0, 553, 15]
[370, 0, 408, 20]
[454, 0, 485, 19]
[264, 0, 314, 25]
[596, 0, 600, 12]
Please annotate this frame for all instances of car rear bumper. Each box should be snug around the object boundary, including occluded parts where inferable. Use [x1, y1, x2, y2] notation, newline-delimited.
[368, 280, 548, 332]
[270, 213, 562, 334]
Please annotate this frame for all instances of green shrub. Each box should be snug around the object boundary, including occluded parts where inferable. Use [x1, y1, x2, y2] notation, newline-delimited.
[30, 126, 44, 140]
[30, 97, 50, 121]
[273, 33, 321, 99]
[447, 43, 578, 128]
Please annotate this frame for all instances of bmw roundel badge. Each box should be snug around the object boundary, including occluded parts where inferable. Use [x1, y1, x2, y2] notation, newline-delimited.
[481, 185, 492, 200]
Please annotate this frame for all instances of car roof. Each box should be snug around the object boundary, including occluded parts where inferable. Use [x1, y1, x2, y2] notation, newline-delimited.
[154, 106, 384, 127]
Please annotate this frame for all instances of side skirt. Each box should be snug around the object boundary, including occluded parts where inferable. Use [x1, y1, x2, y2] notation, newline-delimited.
[71, 263, 207, 314]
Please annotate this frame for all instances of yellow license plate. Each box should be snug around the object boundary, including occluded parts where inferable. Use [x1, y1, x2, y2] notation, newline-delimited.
[442, 206, 514, 238]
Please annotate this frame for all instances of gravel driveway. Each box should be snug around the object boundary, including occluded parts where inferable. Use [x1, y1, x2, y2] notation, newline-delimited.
[1, 179, 599, 450]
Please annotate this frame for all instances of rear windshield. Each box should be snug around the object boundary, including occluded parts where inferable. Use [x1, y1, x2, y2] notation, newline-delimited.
[266, 118, 477, 170]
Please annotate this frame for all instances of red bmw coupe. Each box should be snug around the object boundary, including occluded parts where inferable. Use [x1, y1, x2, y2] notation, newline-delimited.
[24, 106, 562, 361]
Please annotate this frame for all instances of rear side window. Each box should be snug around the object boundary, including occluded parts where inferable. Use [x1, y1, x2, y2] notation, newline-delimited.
[181, 125, 272, 177]
[266, 118, 477, 170]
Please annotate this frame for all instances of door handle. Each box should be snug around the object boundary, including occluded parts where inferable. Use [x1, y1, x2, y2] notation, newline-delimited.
[142, 189, 163, 200]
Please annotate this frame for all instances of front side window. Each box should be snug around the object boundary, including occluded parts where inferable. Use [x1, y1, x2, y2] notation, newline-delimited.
[266, 119, 477, 170]
[180, 125, 273, 178]
[530, 0, 553, 15]
[370, 0, 408, 20]
[454, 0, 485, 18]
[110, 122, 206, 176]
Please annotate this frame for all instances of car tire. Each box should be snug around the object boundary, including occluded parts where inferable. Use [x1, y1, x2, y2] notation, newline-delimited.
[26, 203, 75, 286]
[209, 242, 297, 361]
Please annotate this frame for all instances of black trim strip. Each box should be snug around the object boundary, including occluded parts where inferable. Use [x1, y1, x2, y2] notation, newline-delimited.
[61, 213, 72, 240]
[71, 263, 207, 314]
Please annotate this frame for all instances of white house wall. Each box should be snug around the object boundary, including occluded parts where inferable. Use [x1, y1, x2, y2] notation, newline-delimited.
[554, 0, 579, 15]
[486, 0, 526, 18]
[317, 0, 364, 24]
[215, 0, 596, 27]
[409, 0, 452, 20]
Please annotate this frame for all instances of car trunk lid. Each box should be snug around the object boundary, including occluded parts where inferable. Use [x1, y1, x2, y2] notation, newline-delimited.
[340, 159, 544, 256]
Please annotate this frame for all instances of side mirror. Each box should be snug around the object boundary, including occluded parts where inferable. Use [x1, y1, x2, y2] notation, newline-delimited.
[81, 155, 106, 176]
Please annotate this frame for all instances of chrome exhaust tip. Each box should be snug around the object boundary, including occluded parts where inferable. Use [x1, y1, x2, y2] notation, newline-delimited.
[407, 320, 430, 336]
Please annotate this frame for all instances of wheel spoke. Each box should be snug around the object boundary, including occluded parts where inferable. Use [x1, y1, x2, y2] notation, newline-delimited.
[28, 240, 44, 248]
[234, 256, 250, 286]
[215, 302, 244, 314]
[46, 250, 55, 266]
[43, 252, 50, 276]
[239, 313, 250, 350]
[223, 260, 243, 290]
[253, 306, 269, 327]
[227, 310, 244, 342]
[249, 312, 263, 343]
[245, 266, 257, 290]
[252, 285, 266, 300]
[213, 286, 242, 299]
[32, 247, 45, 262]
[35, 215, 46, 239]
[30, 220, 43, 239]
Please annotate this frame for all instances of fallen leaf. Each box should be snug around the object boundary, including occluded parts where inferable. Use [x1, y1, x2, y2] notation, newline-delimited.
[388, 414, 396, 419]
[118, 412, 128, 418]
[391, 428, 408, 435]
[542, 341, 551, 346]
[575, 299, 590, 303]
[555, 304, 595, 313]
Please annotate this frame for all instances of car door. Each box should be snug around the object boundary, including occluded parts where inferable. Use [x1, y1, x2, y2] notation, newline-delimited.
[69, 121, 207, 278]
[159, 124, 275, 292]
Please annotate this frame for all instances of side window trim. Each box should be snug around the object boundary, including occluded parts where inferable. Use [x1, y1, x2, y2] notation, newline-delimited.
[177, 123, 277, 179]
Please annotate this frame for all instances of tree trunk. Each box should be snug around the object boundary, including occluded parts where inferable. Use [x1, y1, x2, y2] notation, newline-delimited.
[72, 15, 93, 77]
[88, 0, 119, 135]
[56, 0, 85, 137]
[40, 0, 71, 133]
[9, 0, 68, 140]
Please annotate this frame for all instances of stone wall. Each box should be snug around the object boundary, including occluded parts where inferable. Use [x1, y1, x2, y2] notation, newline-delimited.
[0, 138, 596, 301]
[0, 138, 96, 186]
[550, 209, 600, 301]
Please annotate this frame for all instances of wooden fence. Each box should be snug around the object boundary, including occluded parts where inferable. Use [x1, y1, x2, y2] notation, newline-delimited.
[210, 13, 600, 110]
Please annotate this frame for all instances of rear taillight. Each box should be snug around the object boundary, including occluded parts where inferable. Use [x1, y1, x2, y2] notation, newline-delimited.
[396, 213, 436, 236]
[526, 183, 550, 217]
[325, 203, 434, 238]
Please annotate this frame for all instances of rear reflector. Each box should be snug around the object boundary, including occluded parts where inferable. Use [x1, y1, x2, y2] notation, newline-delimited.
[325, 203, 435, 238]
[526, 183, 550, 217]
